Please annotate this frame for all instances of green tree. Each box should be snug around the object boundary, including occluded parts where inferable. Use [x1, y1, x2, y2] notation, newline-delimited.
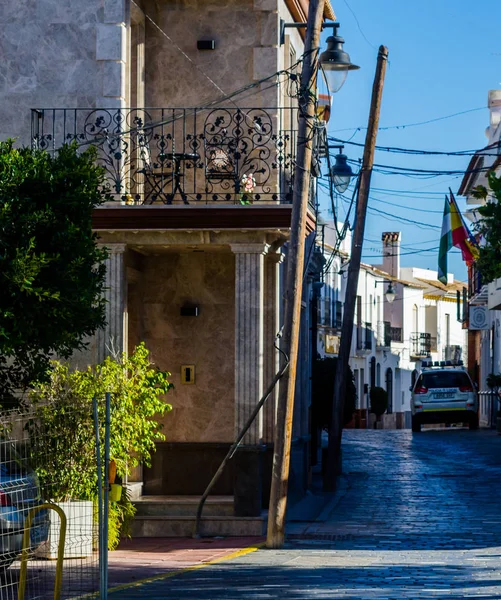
[0, 141, 109, 404]
[471, 172, 501, 283]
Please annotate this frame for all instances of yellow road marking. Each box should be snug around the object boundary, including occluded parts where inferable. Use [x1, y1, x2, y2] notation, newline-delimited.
[105, 543, 264, 596]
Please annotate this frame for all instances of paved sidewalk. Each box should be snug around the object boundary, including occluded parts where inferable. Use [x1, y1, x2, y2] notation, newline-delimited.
[107, 536, 265, 591]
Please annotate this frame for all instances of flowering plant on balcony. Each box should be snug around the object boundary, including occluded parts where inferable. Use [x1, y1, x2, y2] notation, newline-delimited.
[239, 173, 256, 205]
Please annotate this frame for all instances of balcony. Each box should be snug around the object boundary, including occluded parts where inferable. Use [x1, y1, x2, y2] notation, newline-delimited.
[410, 333, 432, 358]
[31, 107, 297, 206]
[469, 263, 482, 298]
[356, 322, 372, 355]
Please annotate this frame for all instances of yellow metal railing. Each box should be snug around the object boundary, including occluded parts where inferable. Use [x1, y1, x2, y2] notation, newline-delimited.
[18, 503, 67, 600]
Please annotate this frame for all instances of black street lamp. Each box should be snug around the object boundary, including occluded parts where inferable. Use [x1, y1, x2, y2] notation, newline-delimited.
[319, 23, 360, 93]
[280, 21, 359, 94]
[330, 148, 354, 193]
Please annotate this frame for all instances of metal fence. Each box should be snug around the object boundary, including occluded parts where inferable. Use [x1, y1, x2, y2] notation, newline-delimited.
[31, 106, 298, 206]
[0, 401, 109, 600]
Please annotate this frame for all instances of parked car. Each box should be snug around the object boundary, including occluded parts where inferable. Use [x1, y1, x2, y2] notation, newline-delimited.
[410, 361, 478, 433]
[0, 442, 49, 569]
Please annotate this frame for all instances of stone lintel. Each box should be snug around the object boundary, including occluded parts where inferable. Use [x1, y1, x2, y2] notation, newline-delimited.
[230, 243, 270, 255]
[96, 230, 287, 249]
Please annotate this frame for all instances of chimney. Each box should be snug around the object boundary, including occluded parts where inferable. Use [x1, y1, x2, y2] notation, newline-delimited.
[487, 90, 501, 141]
[382, 232, 401, 278]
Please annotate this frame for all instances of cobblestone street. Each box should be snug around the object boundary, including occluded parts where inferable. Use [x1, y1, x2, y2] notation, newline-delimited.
[111, 429, 501, 599]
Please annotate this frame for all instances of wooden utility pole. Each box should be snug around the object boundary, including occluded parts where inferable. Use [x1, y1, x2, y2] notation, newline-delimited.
[324, 46, 389, 491]
[266, 0, 325, 549]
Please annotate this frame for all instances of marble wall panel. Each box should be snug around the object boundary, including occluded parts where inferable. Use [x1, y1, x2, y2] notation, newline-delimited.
[141, 251, 235, 443]
[0, 0, 102, 145]
[142, 0, 265, 108]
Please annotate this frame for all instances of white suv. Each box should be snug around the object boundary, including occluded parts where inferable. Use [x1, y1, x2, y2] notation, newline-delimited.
[410, 362, 478, 433]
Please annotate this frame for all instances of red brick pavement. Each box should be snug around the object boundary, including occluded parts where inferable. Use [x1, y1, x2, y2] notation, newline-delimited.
[108, 537, 265, 589]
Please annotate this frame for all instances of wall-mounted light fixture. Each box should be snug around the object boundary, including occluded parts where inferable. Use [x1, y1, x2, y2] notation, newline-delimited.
[180, 303, 199, 317]
[197, 40, 215, 50]
[374, 279, 396, 304]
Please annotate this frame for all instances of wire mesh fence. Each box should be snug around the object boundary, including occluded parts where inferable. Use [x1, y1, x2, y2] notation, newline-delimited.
[0, 405, 102, 600]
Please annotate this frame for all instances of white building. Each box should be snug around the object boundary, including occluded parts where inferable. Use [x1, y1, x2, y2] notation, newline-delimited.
[316, 228, 467, 429]
[459, 89, 501, 425]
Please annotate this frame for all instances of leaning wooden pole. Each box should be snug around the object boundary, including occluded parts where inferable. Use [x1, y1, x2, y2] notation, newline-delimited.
[324, 45, 389, 491]
[266, 0, 326, 549]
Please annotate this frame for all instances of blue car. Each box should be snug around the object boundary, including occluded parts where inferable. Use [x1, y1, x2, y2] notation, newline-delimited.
[0, 442, 49, 569]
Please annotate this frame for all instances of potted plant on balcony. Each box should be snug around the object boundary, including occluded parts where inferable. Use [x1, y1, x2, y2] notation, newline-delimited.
[25, 343, 172, 556]
[370, 386, 388, 429]
[239, 173, 256, 205]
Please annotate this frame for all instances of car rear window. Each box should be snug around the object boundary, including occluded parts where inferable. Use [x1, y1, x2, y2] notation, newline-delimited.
[417, 371, 472, 389]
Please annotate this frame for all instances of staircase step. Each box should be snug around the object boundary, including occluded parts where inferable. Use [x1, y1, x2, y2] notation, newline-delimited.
[132, 515, 266, 538]
[133, 495, 234, 517]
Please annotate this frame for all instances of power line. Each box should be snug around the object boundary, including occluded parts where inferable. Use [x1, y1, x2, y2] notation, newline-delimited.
[370, 186, 448, 198]
[369, 194, 445, 214]
[362, 246, 440, 257]
[367, 206, 441, 229]
[340, 0, 378, 51]
[347, 158, 493, 177]
[319, 182, 444, 230]
[331, 106, 486, 133]
[329, 136, 500, 157]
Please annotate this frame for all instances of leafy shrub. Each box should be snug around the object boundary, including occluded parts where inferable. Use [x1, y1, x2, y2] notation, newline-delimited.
[25, 343, 172, 548]
[370, 386, 388, 417]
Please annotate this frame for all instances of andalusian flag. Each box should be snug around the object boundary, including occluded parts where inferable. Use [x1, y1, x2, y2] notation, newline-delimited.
[438, 197, 452, 284]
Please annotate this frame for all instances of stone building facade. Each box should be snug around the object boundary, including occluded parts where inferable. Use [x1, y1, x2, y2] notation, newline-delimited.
[0, 0, 336, 534]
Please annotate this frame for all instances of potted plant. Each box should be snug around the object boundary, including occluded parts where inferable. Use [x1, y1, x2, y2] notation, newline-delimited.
[370, 386, 388, 429]
[25, 343, 172, 556]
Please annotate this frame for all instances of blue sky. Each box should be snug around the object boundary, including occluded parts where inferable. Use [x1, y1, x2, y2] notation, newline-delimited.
[318, 0, 500, 282]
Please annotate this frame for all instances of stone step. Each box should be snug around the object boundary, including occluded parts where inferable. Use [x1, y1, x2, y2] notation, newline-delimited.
[132, 515, 266, 538]
[133, 495, 234, 517]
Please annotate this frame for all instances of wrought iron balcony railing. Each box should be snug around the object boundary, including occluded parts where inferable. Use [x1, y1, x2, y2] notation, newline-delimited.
[31, 107, 298, 206]
[390, 326, 402, 343]
[356, 323, 372, 353]
[364, 322, 373, 351]
[410, 332, 432, 357]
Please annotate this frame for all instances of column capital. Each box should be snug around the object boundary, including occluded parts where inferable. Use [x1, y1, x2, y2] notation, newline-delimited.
[101, 243, 127, 254]
[230, 243, 270, 255]
[267, 250, 284, 264]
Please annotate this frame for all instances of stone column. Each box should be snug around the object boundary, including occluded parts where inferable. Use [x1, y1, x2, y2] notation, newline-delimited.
[263, 250, 283, 444]
[97, 244, 127, 362]
[231, 243, 269, 444]
[97, 0, 127, 109]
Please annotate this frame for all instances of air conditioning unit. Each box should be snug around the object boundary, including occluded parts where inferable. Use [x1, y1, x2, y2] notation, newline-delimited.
[469, 305, 489, 330]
